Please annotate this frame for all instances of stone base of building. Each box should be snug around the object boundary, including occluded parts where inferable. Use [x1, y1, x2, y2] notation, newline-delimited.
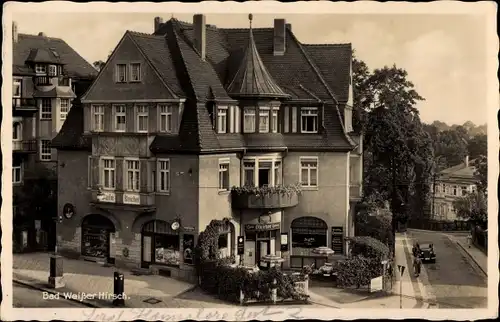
[48, 276, 65, 289]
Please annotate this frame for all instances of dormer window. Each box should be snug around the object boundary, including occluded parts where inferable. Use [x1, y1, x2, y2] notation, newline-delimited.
[13, 80, 21, 97]
[259, 108, 270, 133]
[301, 107, 318, 133]
[116, 64, 127, 83]
[35, 64, 46, 74]
[217, 106, 228, 134]
[243, 107, 256, 133]
[48, 65, 57, 76]
[49, 48, 60, 58]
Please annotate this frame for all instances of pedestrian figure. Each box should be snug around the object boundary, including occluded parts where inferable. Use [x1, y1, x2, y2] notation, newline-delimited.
[413, 256, 422, 277]
[467, 233, 472, 248]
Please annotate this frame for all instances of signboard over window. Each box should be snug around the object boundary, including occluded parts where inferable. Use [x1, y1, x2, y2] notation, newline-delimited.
[245, 222, 280, 231]
[123, 192, 140, 205]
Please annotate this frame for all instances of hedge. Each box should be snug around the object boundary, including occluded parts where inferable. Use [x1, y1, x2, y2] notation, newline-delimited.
[347, 236, 390, 260]
[335, 255, 383, 288]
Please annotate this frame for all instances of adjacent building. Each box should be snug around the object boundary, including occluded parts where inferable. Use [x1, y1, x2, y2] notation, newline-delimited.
[432, 156, 477, 221]
[53, 14, 363, 281]
[12, 22, 97, 251]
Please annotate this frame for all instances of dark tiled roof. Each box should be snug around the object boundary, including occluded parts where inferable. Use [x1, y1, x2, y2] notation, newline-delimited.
[303, 44, 352, 103]
[58, 18, 356, 153]
[51, 103, 91, 150]
[13, 34, 97, 79]
[26, 48, 62, 64]
[33, 87, 76, 98]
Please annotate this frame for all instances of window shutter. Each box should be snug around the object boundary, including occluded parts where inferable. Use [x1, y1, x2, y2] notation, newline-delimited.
[104, 104, 112, 132]
[83, 104, 90, 132]
[92, 156, 100, 188]
[291, 106, 297, 133]
[172, 104, 179, 133]
[147, 159, 156, 193]
[126, 104, 134, 132]
[116, 158, 124, 190]
[140, 160, 148, 193]
[149, 104, 157, 133]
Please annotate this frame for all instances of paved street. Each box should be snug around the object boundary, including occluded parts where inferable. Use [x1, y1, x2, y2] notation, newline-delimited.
[13, 282, 89, 308]
[407, 230, 488, 308]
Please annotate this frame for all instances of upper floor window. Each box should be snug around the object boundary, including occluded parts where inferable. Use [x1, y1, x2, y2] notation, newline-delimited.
[125, 159, 140, 192]
[40, 140, 52, 161]
[452, 185, 458, 196]
[60, 99, 70, 121]
[136, 105, 148, 132]
[157, 159, 170, 193]
[441, 184, 446, 194]
[101, 158, 116, 190]
[218, 159, 230, 191]
[13, 122, 22, 141]
[159, 104, 172, 133]
[242, 159, 282, 187]
[48, 65, 57, 77]
[35, 64, 46, 74]
[271, 109, 279, 133]
[116, 64, 127, 82]
[461, 186, 468, 196]
[217, 107, 227, 134]
[13, 80, 21, 97]
[301, 107, 318, 133]
[13, 160, 22, 184]
[130, 63, 141, 82]
[300, 157, 318, 188]
[259, 108, 270, 133]
[114, 105, 126, 132]
[40, 98, 52, 120]
[244, 107, 256, 133]
[92, 105, 104, 132]
[243, 161, 255, 187]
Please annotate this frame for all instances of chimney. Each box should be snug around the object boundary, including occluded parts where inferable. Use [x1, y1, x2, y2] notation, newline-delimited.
[193, 14, 206, 61]
[12, 21, 18, 43]
[38, 32, 46, 37]
[465, 155, 469, 167]
[273, 18, 286, 56]
[154, 17, 164, 33]
[285, 23, 292, 31]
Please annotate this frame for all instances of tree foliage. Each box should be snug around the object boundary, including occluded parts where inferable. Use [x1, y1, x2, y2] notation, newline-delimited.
[354, 201, 393, 247]
[474, 155, 488, 194]
[452, 191, 487, 224]
[352, 58, 434, 232]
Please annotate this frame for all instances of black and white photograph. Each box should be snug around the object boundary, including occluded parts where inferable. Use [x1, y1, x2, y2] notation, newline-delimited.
[1, 1, 498, 321]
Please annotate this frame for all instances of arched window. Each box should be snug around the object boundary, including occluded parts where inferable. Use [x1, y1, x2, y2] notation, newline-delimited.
[81, 214, 115, 259]
[290, 216, 328, 268]
[13, 122, 22, 141]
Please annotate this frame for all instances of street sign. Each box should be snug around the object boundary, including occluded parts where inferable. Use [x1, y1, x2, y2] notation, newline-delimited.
[398, 265, 405, 277]
[370, 276, 383, 292]
[237, 236, 244, 255]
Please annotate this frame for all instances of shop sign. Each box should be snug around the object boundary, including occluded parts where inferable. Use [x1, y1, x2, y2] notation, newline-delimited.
[370, 276, 383, 292]
[237, 236, 244, 255]
[183, 226, 195, 232]
[331, 226, 344, 255]
[123, 192, 140, 205]
[245, 222, 280, 231]
[100, 191, 116, 203]
[280, 232, 289, 252]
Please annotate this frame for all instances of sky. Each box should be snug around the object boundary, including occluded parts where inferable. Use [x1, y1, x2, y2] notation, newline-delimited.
[9, 6, 492, 126]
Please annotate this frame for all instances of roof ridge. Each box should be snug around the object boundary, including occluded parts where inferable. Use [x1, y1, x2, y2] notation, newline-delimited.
[18, 33, 64, 41]
[302, 43, 352, 47]
[127, 30, 164, 38]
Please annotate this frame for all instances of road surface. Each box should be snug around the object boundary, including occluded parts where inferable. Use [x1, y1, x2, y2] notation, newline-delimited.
[13, 282, 89, 308]
[408, 230, 487, 308]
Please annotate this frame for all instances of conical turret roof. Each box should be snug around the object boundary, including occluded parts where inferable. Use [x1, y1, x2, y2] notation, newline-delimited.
[227, 14, 290, 100]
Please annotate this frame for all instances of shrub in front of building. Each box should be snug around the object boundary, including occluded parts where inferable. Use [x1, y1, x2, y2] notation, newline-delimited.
[194, 218, 309, 304]
[335, 255, 380, 288]
[347, 236, 390, 261]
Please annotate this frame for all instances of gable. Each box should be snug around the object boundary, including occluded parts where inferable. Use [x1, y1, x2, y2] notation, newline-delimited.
[82, 32, 178, 102]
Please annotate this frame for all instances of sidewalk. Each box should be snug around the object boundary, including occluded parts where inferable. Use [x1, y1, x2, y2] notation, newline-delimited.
[446, 234, 487, 276]
[13, 253, 233, 308]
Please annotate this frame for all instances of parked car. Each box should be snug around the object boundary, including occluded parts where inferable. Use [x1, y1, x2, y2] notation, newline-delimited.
[418, 244, 436, 263]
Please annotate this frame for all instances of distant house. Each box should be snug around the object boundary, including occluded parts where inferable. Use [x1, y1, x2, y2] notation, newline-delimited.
[52, 15, 363, 280]
[12, 22, 97, 251]
[432, 156, 477, 221]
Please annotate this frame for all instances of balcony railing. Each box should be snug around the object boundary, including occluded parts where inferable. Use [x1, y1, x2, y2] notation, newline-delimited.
[350, 184, 362, 200]
[12, 139, 37, 153]
[35, 76, 51, 86]
[12, 97, 37, 109]
[231, 185, 300, 209]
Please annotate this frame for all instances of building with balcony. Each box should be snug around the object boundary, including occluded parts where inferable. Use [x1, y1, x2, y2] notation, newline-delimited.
[52, 14, 363, 280]
[432, 156, 477, 221]
[12, 22, 97, 251]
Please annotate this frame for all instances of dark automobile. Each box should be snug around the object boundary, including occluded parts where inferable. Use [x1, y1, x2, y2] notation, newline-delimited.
[418, 244, 436, 263]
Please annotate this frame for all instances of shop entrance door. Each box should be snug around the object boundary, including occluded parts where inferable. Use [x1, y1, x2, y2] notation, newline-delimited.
[257, 240, 270, 270]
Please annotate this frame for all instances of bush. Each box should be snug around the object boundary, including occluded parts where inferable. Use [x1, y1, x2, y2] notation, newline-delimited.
[347, 236, 390, 261]
[335, 255, 383, 288]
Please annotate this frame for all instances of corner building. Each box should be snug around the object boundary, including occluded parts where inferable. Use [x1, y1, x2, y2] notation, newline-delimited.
[52, 15, 363, 282]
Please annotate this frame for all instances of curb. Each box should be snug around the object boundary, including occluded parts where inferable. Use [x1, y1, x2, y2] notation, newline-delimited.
[452, 238, 487, 277]
[407, 228, 468, 234]
[13, 279, 100, 308]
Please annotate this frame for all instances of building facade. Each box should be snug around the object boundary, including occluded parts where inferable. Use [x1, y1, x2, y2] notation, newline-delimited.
[12, 22, 97, 251]
[53, 15, 363, 281]
[432, 156, 477, 221]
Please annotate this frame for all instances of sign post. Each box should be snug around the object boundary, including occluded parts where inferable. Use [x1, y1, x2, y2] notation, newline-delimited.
[397, 265, 405, 309]
[237, 236, 244, 265]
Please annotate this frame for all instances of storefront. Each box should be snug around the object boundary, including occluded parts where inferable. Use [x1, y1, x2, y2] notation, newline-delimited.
[141, 220, 180, 267]
[242, 211, 281, 269]
[81, 214, 116, 262]
[290, 216, 328, 269]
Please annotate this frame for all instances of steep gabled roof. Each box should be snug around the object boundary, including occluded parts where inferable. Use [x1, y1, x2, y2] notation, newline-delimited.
[439, 159, 477, 180]
[13, 33, 97, 78]
[51, 104, 91, 150]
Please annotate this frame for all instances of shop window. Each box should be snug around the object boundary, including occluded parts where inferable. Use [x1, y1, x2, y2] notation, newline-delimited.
[183, 234, 195, 265]
[291, 216, 327, 257]
[81, 214, 115, 259]
[142, 220, 180, 267]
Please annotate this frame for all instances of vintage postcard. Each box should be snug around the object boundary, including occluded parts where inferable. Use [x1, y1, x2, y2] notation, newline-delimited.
[1, 1, 498, 321]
